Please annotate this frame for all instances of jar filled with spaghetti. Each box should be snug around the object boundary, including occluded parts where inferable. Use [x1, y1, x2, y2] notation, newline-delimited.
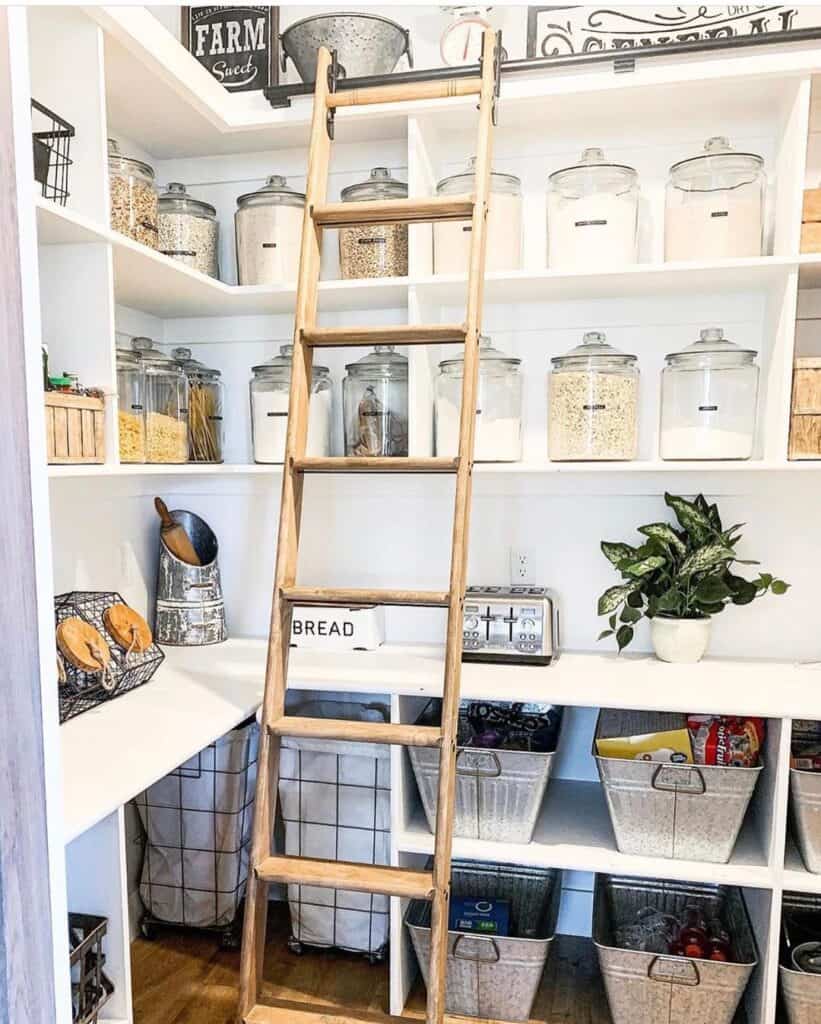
[172, 347, 224, 463]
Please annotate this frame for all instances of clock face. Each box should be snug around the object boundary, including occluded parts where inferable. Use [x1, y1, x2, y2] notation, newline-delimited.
[441, 15, 490, 67]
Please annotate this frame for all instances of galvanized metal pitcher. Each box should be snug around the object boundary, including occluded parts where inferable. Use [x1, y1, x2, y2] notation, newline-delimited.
[155, 509, 226, 645]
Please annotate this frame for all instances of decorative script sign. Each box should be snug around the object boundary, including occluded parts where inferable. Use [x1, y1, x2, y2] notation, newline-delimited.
[527, 5, 821, 59]
[182, 6, 278, 92]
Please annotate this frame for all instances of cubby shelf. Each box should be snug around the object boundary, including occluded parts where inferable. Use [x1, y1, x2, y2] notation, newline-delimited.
[784, 838, 821, 894]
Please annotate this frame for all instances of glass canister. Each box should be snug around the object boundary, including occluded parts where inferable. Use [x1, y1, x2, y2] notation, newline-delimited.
[250, 345, 332, 464]
[660, 328, 758, 460]
[171, 347, 224, 463]
[548, 331, 639, 461]
[116, 345, 146, 463]
[158, 183, 219, 278]
[108, 138, 158, 249]
[343, 345, 408, 457]
[235, 175, 305, 285]
[339, 168, 409, 279]
[434, 156, 522, 274]
[435, 336, 522, 462]
[547, 147, 639, 270]
[665, 137, 765, 261]
[131, 337, 189, 463]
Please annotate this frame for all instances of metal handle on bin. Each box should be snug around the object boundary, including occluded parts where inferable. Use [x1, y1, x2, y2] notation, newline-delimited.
[404, 29, 414, 69]
[651, 763, 706, 795]
[455, 748, 502, 778]
[184, 582, 215, 593]
[452, 934, 500, 963]
[648, 955, 701, 987]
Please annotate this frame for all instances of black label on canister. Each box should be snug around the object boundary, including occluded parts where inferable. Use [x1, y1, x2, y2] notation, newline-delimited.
[698, 405, 719, 411]
[262, 242, 278, 248]
[357, 237, 386, 245]
[583, 403, 606, 411]
[575, 219, 608, 227]
[711, 211, 729, 218]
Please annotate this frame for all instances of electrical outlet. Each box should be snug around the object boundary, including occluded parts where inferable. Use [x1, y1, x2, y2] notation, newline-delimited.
[509, 546, 535, 584]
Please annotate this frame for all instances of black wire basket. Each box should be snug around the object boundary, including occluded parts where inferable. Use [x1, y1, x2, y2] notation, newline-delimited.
[56, 591, 165, 724]
[31, 98, 74, 206]
[69, 913, 113, 1023]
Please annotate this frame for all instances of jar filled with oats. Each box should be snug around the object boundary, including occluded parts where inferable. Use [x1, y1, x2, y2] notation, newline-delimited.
[108, 138, 158, 249]
[116, 345, 146, 463]
[158, 183, 219, 278]
[548, 331, 639, 461]
[131, 337, 189, 464]
[339, 168, 409, 280]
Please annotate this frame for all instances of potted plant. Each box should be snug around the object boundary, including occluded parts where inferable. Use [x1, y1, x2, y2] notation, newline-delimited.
[597, 492, 788, 663]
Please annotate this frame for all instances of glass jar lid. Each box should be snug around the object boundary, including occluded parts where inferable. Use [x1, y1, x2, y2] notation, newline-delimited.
[551, 330, 638, 370]
[341, 167, 408, 203]
[438, 335, 521, 374]
[159, 182, 216, 218]
[116, 344, 143, 370]
[548, 147, 638, 197]
[664, 327, 757, 368]
[107, 137, 155, 180]
[172, 346, 221, 381]
[345, 344, 408, 379]
[437, 156, 521, 197]
[251, 344, 329, 383]
[669, 137, 764, 191]
[130, 336, 185, 373]
[236, 174, 306, 209]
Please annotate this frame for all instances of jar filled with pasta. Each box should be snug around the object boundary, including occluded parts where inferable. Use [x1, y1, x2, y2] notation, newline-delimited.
[131, 337, 189, 463]
[172, 347, 224, 463]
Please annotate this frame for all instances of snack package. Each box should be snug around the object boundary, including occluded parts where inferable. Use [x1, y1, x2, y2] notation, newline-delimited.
[688, 715, 765, 767]
[595, 728, 693, 763]
[792, 721, 821, 770]
[449, 898, 510, 936]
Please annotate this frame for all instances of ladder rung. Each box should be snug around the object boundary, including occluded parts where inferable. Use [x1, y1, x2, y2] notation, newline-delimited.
[302, 323, 467, 347]
[293, 456, 458, 474]
[326, 77, 483, 109]
[268, 716, 442, 748]
[256, 855, 436, 899]
[312, 194, 474, 228]
[282, 586, 450, 608]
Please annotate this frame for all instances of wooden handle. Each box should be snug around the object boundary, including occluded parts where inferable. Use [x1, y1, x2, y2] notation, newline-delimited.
[154, 496, 174, 528]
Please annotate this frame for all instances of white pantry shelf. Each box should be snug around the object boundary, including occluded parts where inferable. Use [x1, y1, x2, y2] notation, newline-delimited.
[783, 836, 821, 894]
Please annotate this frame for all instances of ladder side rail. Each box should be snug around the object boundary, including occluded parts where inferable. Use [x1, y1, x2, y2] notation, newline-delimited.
[238, 45, 333, 1021]
[425, 27, 499, 1024]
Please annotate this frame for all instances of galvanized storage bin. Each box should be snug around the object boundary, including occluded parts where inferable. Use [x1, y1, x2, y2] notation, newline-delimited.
[594, 874, 758, 1024]
[406, 860, 561, 1021]
[790, 763, 821, 873]
[780, 892, 821, 1024]
[408, 701, 561, 843]
[594, 709, 762, 862]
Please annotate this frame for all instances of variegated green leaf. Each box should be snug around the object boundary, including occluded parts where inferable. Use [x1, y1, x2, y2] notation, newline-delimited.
[597, 584, 634, 616]
[679, 543, 735, 577]
[624, 555, 666, 577]
[637, 522, 686, 555]
[664, 493, 712, 544]
[601, 541, 636, 567]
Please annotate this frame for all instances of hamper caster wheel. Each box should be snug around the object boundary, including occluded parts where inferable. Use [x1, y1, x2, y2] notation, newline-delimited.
[140, 920, 157, 941]
[287, 936, 304, 956]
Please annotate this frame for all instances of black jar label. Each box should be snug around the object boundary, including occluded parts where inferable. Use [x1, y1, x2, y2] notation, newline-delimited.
[583, 403, 606, 411]
[357, 237, 386, 246]
[698, 404, 719, 412]
[711, 211, 729, 218]
[575, 219, 608, 227]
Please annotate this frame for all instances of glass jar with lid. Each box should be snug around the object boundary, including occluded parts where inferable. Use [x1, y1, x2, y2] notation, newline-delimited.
[660, 328, 758, 460]
[130, 337, 189, 464]
[548, 331, 639, 461]
[343, 345, 408, 457]
[235, 175, 305, 285]
[108, 138, 158, 249]
[116, 345, 146, 463]
[339, 167, 409, 279]
[171, 347, 224, 463]
[159, 183, 219, 279]
[250, 344, 332, 464]
[547, 147, 640, 270]
[665, 137, 765, 261]
[435, 336, 522, 462]
[434, 156, 522, 274]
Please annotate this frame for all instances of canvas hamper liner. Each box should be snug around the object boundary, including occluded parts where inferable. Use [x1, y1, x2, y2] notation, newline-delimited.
[405, 859, 561, 1021]
[594, 874, 758, 1024]
[790, 761, 821, 873]
[278, 699, 391, 958]
[780, 891, 821, 1024]
[594, 709, 762, 863]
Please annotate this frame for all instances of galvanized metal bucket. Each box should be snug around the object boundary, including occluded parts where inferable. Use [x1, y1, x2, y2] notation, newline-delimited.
[790, 766, 821, 873]
[155, 510, 226, 646]
[594, 709, 761, 862]
[405, 860, 560, 1021]
[780, 892, 821, 1024]
[594, 874, 758, 1024]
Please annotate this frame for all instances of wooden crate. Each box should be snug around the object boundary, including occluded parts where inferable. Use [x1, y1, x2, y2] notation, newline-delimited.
[45, 392, 105, 464]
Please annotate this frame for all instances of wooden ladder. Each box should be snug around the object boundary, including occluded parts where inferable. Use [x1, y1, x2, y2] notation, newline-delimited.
[239, 27, 501, 1024]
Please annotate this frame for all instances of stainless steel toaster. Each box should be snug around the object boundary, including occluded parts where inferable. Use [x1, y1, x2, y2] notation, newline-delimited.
[462, 585, 560, 665]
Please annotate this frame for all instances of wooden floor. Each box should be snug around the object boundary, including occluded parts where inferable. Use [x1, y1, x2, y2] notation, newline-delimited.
[131, 906, 611, 1024]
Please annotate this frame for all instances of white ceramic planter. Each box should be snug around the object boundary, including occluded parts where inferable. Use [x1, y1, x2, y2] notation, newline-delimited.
[650, 615, 712, 664]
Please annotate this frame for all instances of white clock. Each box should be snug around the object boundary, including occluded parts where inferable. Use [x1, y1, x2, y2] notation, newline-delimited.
[440, 6, 493, 67]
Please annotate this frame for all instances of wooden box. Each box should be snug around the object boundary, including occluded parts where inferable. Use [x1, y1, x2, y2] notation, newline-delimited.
[45, 392, 105, 464]
[789, 357, 821, 460]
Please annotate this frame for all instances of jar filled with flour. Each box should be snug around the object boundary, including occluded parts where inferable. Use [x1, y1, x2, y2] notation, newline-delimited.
[665, 137, 765, 261]
[546, 147, 639, 270]
[339, 167, 409, 279]
[434, 157, 522, 275]
[548, 331, 639, 461]
[250, 345, 332, 464]
[342, 346, 408, 457]
[435, 336, 522, 462]
[235, 175, 305, 285]
[660, 328, 758, 460]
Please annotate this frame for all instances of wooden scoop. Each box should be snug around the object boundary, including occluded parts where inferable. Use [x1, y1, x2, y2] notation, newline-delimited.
[154, 497, 201, 566]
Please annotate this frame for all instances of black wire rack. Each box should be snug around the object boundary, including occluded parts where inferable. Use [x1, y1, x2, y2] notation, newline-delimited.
[69, 913, 113, 1024]
[31, 98, 74, 206]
